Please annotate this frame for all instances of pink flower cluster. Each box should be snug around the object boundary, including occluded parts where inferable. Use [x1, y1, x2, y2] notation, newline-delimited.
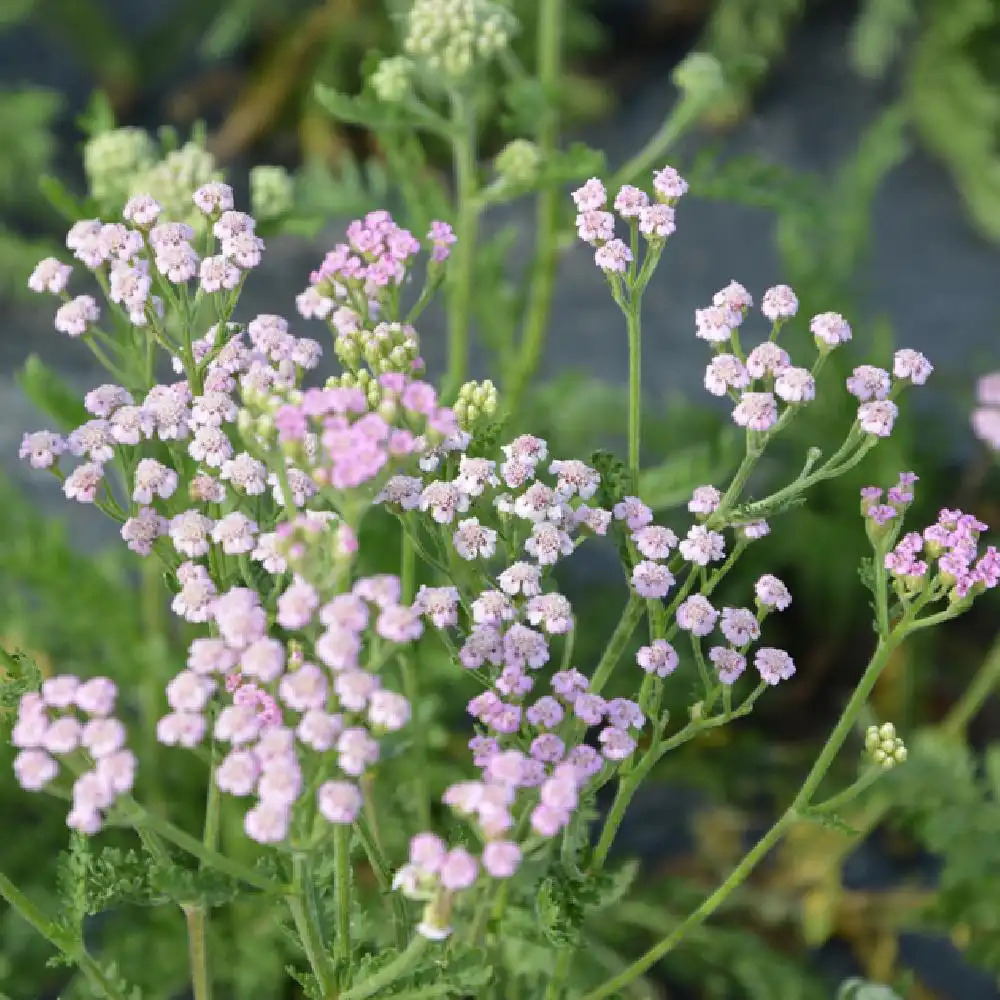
[883, 497, 999, 600]
[694, 279, 932, 439]
[273, 374, 457, 494]
[296, 211, 455, 325]
[572, 168, 685, 274]
[160, 573, 419, 844]
[11, 676, 135, 833]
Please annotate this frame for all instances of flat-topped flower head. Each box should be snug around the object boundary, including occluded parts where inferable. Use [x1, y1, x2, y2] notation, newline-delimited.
[676, 595, 719, 637]
[810, 311, 852, 348]
[594, 239, 632, 274]
[755, 647, 795, 685]
[695, 305, 733, 344]
[846, 365, 891, 401]
[705, 354, 750, 396]
[732, 392, 778, 432]
[761, 284, 798, 322]
[652, 165, 688, 202]
[893, 348, 933, 385]
[571, 178, 607, 212]
[636, 639, 678, 677]
[858, 399, 899, 437]
[613, 185, 649, 219]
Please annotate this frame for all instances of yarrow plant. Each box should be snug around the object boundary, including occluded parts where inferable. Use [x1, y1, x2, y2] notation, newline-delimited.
[1, 35, 994, 1000]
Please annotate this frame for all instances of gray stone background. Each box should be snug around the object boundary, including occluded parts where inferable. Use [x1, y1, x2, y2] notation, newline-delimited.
[1, 0, 999, 996]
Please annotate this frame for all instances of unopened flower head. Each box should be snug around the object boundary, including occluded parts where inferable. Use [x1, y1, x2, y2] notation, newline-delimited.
[404, 0, 517, 80]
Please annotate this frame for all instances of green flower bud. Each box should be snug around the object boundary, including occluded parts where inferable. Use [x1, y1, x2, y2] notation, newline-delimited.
[671, 52, 726, 107]
[371, 56, 414, 104]
[864, 722, 907, 770]
[453, 379, 498, 432]
[494, 139, 542, 187]
[84, 127, 158, 211]
[250, 165, 294, 220]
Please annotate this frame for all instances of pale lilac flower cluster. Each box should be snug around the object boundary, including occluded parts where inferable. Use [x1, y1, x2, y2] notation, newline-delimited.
[296, 211, 454, 325]
[11, 676, 134, 833]
[971, 371, 1000, 450]
[571, 167, 684, 274]
[668, 568, 794, 686]
[694, 277, 931, 439]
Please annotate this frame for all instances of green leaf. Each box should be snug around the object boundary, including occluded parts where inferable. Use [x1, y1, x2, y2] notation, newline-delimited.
[639, 434, 740, 511]
[797, 808, 860, 837]
[76, 90, 117, 139]
[538, 142, 608, 186]
[314, 83, 450, 138]
[38, 174, 86, 222]
[16, 355, 89, 431]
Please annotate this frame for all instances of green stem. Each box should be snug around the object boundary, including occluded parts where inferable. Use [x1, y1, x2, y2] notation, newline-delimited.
[129, 806, 279, 892]
[334, 826, 352, 965]
[507, 0, 563, 409]
[289, 854, 338, 999]
[0, 867, 130, 1000]
[589, 594, 645, 696]
[810, 767, 883, 815]
[545, 950, 573, 1000]
[443, 92, 479, 401]
[582, 626, 905, 1000]
[341, 936, 428, 1000]
[626, 301, 642, 491]
[943, 630, 1000, 736]
[610, 96, 704, 191]
[183, 906, 212, 1000]
[399, 531, 431, 829]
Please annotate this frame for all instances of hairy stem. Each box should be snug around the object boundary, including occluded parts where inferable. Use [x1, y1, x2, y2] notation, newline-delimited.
[289, 854, 338, 998]
[0, 867, 130, 1000]
[341, 936, 428, 1000]
[334, 825, 352, 965]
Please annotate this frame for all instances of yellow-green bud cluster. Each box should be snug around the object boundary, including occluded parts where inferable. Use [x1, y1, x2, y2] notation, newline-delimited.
[83, 128, 158, 211]
[864, 722, 907, 769]
[250, 165, 294, 220]
[335, 321, 421, 376]
[403, 0, 517, 82]
[671, 52, 726, 106]
[326, 369, 383, 412]
[131, 142, 222, 227]
[371, 56, 415, 104]
[453, 379, 498, 431]
[493, 139, 541, 188]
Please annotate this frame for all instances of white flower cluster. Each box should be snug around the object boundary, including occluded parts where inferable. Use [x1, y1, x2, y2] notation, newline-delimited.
[403, 0, 517, 80]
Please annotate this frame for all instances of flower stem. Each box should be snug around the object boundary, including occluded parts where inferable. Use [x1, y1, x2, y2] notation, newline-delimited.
[507, 0, 563, 409]
[399, 530, 431, 830]
[129, 804, 280, 892]
[581, 626, 905, 999]
[0, 867, 130, 1000]
[626, 300, 642, 492]
[334, 825, 352, 966]
[289, 854, 338, 999]
[443, 92, 479, 401]
[589, 594, 645, 696]
[183, 906, 212, 1000]
[341, 936, 428, 1000]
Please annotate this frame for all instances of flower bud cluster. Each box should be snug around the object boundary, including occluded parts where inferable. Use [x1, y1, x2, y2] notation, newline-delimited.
[12, 676, 135, 834]
[370, 56, 415, 104]
[333, 320, 421, 376]
[452, 379, 498, 432]
[493, 139, 542, 188]
[403, 0, 516, 82]
[571, 167, 685, 274]
[864, 722, 907, 769]
[250, 165, 294, 221]
[83, 127, 158, 211]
